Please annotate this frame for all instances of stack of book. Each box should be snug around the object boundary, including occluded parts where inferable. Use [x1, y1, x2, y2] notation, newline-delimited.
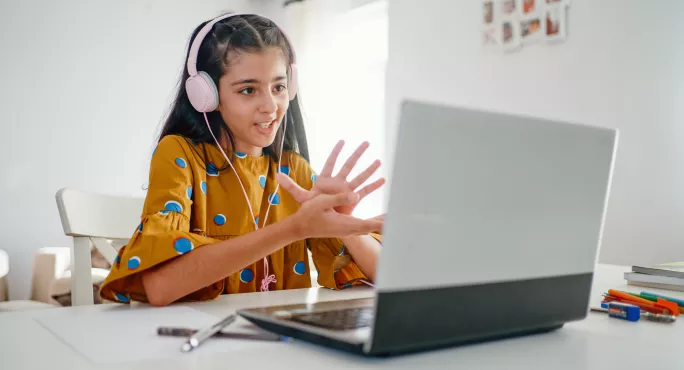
[625, 262, 684, 292]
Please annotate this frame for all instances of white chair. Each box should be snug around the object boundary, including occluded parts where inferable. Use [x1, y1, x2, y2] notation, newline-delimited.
[0, 248, 65, 312]
[55, 188, 144, 306]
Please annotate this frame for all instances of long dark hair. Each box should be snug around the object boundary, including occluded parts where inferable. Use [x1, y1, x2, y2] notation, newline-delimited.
[157, 13, 309, 167]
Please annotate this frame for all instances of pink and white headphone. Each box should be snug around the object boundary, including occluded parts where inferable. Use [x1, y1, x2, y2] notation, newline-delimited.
[185, 12, 299, 112]
[183, 13, 299, 292]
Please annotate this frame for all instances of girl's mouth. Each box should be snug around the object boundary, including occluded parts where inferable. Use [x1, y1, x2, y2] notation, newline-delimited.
[255, 119, 277, 135]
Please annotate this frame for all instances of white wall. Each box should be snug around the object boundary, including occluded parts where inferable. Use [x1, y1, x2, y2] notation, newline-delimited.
[0, 0, 270, 299]
[386, 0, 684, 266]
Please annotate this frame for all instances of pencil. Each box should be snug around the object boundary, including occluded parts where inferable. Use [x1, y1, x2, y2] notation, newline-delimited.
[157, 327, 284, 341]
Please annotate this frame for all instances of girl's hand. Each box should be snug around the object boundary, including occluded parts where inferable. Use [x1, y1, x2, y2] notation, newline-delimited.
[277, 140, 385, 215]
[288, 192, 384, 239]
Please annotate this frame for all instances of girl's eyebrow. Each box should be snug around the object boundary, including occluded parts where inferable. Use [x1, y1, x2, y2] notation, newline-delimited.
[231, 76, 287, 86]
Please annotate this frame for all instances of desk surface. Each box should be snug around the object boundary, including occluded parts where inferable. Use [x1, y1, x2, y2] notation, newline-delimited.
[1, 264, 681, 369]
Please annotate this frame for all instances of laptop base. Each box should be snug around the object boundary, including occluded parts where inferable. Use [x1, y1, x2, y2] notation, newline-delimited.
[239, 272, 589, 356]
[241, 313, 564, 357]
[239, 314, 367, 355]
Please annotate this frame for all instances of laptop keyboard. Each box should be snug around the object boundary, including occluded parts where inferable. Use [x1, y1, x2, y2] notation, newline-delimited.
[288, 306, 374, 330]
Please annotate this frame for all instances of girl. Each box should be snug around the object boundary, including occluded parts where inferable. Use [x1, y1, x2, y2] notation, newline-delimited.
[99, 13, 385, 307]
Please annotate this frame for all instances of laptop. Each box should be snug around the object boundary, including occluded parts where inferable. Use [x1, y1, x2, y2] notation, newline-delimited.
[237, 99, 619, 357]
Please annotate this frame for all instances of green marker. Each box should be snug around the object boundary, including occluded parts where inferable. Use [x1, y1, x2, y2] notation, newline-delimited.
[640, 292, 684, 307]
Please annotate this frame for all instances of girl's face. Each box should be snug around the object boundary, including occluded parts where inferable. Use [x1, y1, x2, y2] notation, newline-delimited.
[216, 47, 290, 156]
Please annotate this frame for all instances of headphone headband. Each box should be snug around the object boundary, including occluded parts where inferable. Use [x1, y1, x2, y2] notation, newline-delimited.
[184, 12, 299, 112]
[187, 13, 244, 76]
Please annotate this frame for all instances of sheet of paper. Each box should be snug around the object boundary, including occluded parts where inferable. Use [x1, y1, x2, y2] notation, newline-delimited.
[34, 305, 281, 364]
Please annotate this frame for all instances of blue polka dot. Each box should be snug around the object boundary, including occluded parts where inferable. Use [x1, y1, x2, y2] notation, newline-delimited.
[159, 210, 170, 215]
[138, 222, 143, 232]
[235, 152, 247, 159]
[280, 166, 290, 176]
[152, 146, 158, 157]
[164, 200, 182, 213]
[311, 174, 317, 183]
[201, 181, 207, 194]
[207, 162, 219, 176]
[187, 185, 192, 199]
[259, 175, 266, 188]
[114, 255, 121, 263]
[240, 269, 254, 283]
[268, 193, 280, 205]
[127, 256, 141, 270]
[254, 217, 259, 226]
[293, 261, 306, 275]
[173, 237, 194, 254]
[214, 214, 226, 226]
[114, 292, 130, 303]
[175, 158, 187, 168]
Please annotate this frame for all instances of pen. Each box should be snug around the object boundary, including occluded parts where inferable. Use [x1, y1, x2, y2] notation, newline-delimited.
[158, 326, 285, 341]
[180, 314, 236, 352]
[639, 292, 684, 307]
[628, 292, 684, 314]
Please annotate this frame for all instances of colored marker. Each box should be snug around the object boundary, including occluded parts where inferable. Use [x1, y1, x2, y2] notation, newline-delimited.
[639, 292, 684, 307]
[607, 289, 680, 316]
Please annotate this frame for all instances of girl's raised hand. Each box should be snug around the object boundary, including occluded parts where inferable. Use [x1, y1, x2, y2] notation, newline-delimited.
[276, 140, 385, 216]
[288, 192, 384, 239]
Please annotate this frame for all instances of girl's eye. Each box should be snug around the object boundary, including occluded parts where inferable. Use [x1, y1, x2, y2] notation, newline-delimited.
[239, 87, 255, 95]
[274, 84, 287, 93]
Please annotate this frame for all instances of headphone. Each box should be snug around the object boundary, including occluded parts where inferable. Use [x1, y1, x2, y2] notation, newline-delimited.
[184, 12, 299, 112]
[182, 13, 298, 292]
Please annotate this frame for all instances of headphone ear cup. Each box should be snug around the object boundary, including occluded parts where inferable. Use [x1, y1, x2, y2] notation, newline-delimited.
[288, 63, 298, 101]
[185, 71, 219, 112]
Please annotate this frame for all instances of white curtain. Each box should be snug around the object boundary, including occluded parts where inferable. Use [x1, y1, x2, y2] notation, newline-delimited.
[282, 0, 389, 219]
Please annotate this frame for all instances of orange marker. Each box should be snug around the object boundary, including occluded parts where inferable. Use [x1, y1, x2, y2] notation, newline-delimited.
[607, 289, 680, 317]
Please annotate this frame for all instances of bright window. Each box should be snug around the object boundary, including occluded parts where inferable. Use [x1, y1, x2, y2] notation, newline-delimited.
[296, 0, 388, 219]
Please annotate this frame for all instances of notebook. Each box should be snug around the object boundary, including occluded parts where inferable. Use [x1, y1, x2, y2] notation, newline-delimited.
[624, 272, 684, 292]
[631, 262, 684, 279]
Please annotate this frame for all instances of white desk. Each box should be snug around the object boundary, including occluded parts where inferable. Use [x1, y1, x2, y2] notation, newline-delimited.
[1, 264, 680, 369]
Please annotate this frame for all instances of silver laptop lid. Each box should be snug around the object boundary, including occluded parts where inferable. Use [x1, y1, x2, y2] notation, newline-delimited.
[375, 100, 618, 292]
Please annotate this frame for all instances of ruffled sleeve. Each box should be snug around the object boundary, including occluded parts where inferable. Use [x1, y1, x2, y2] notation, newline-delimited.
[286, 152, 383, 290]
[99, 136, 223, 304]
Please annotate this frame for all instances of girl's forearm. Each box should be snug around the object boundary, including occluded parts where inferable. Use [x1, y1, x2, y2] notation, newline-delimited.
[339, 234, 381, 281]
[142, 216, 303, 306]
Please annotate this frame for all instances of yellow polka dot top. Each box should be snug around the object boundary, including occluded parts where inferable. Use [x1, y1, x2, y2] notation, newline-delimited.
[99, 135, 380, 304]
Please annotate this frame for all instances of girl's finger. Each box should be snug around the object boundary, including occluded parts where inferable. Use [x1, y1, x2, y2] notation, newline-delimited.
[276, 172, 309, 203]
[369, 214, 386, 222]
[342, 217, 383, 235]
[348, 159, 381, 190]
[356, 178, 386, 200]
[336, 141, 370, 180]
[320, 140, 345, 177]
